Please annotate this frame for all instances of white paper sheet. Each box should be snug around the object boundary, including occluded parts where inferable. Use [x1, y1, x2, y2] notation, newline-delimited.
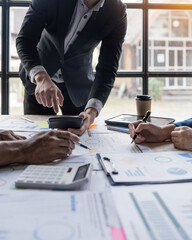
[0, 165, 26, 191]
[51, 154, 101, 171]
[0, 191, 126, 240]
[0, 119, 49, 132]
[78, 131, 150, 155]
[111, 183, 192, 240]
[81, 170, 111, 191]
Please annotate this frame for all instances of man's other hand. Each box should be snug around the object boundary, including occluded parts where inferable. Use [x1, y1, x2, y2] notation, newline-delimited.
[68, 108, 98, 136]
[35, 71, 64, 113]
[171, 126, 192, 151]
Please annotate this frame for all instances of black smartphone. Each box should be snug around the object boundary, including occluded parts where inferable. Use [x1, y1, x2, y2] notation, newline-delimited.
[48, 116, 83, 130]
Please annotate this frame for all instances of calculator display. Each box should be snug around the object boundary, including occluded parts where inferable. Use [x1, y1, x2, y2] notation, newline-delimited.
[73, 164, 89, 181]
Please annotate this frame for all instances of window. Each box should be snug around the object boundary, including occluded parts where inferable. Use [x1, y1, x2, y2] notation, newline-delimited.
[0, 0, 192, 120]
[0, 0, 30, 114]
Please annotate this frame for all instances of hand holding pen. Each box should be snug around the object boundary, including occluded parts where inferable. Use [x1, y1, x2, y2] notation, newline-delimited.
[131, 110, 151, 143]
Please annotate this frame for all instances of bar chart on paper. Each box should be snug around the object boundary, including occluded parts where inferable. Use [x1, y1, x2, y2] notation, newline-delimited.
[125, 167, 145, 177]
[112, 184, 192, 240]
[129, 191, 192, 240]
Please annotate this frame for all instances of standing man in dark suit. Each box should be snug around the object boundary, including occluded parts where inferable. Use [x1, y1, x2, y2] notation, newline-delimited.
[16, 0, 127, 135]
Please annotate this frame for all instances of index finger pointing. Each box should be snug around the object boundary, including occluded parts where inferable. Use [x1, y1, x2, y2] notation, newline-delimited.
[57, 90, 64, 107]
[51, 95, 59, 113]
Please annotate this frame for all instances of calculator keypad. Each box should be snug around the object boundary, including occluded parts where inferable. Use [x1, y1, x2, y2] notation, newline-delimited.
[17, 165, 69, 184]
[15, 163, 92, 190]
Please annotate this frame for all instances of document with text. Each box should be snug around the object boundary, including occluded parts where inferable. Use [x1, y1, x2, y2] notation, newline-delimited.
[0, 191, 126, 240]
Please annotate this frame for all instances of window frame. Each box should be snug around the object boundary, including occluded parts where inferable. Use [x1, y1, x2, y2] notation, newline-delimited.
[1, 0, 192, 114]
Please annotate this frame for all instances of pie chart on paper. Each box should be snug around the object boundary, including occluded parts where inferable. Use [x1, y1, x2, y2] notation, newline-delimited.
[167, 168, 187, 175]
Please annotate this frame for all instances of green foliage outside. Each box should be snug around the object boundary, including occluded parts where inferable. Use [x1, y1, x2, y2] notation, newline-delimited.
[149, 78, 163, 101]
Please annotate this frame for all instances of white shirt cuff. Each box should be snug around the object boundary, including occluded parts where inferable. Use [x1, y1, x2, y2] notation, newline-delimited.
[85, 98, 103, 115]
[29, 66, 47, 84]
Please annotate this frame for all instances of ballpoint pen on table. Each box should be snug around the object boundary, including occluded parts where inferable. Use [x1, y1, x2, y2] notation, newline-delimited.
[21, 117, 34, 123]
[74, 141, 91, 150]
[131, 110, 151, 144]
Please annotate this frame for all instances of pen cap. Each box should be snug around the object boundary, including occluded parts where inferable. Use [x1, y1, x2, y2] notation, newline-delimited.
[136, 95, 152, 117]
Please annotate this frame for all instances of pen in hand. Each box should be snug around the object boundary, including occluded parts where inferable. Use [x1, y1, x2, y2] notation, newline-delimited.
[74, 141, 91, 150]
[131, 110, 151, 144]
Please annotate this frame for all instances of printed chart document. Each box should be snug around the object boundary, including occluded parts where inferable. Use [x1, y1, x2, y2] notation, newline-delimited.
[0, 191, 126, 240]
[78, 131, 151, 155]
[111, 183, 192, 240]
[0, 118, 49, 132]
[99, 151, 192, 184]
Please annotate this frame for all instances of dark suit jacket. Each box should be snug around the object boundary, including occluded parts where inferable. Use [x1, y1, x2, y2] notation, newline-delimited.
[175, 118, 192, 128]
[16, 0, 127, 107]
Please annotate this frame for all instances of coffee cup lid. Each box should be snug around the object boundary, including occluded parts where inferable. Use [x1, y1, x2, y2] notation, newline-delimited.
[136, 95, 152, 101]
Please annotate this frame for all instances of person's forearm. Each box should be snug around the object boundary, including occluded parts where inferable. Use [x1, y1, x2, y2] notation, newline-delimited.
[174, 118, 192, 128]
[0, 141, 26, 167]
[160, 124, 176, 141]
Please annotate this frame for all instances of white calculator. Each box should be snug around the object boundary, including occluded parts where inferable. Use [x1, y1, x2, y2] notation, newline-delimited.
[15, 163, 93, 190]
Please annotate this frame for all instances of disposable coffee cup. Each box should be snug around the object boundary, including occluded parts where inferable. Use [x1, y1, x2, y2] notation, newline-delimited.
[136, 95, 152, 117]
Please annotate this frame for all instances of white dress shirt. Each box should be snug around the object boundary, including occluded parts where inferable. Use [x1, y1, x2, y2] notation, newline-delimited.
[29, 0, 105, 114]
